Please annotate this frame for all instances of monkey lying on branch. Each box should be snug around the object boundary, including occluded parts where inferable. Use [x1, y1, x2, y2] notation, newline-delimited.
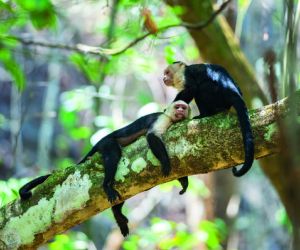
[19, 101, 190, 236]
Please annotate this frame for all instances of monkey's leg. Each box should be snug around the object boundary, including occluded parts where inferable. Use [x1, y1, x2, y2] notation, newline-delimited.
[112, 202, 129, 237]
[147, 133, 171, 176]
[102, 139, 122, 202]
[178, 176, 189, 195]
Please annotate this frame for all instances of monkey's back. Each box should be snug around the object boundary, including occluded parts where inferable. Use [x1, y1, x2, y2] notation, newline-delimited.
[101, 112, 162, 147]
[185, 64, 242, 113]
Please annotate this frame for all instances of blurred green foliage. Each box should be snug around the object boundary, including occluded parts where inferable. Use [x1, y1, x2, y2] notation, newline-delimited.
[49, 232, 91, 250]
[0, 178, 29, 206]
[0, 0, 57, 90]
[199, 219, 227, 250]
[0, 45, 25, 91]
[275, 207, 292, 233]
[123, 217, 226, 250]
[159, 176, 210, 198]
[14, 0, 56, 29]
[0, 0, 199, 91]
[69, 54, 103, 84]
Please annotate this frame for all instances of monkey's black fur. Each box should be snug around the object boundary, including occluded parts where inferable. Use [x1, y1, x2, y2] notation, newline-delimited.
[19, 174, 51, 200]
[19, 111, 188, 237]
[173, 63, 254, 177]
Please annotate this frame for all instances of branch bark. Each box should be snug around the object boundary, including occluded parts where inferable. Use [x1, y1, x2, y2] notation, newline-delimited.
[0, 92, 299, 249]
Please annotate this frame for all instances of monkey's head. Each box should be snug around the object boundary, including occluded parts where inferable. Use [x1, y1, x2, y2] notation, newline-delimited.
[163, 61, 186, 90]
[165, 100, 190, 122]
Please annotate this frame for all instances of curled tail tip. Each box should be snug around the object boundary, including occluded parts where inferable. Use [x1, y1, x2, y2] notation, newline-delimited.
[232, 163, 252, 177]
[19, 191, 32, 200]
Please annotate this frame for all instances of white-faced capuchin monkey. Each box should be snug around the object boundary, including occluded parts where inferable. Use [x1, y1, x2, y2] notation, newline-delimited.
[19, 100, 190, 237]
[163, 61, 254, 177]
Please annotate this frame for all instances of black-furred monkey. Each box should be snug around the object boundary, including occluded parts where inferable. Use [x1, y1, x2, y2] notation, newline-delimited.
[163, 62, 254, 177]
[19, 100, 190, 236]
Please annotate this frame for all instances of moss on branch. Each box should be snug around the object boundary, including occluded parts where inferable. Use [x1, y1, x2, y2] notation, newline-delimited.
[0, 93, 299, 249]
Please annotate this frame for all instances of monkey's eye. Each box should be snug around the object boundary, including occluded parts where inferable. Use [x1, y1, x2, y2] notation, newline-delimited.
[165, 69, 170, 75]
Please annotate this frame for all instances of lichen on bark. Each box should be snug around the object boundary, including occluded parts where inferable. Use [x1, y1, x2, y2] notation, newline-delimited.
[0, 92, 298, 249]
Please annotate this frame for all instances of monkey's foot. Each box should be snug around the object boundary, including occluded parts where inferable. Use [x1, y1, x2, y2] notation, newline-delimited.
[120, 223, 129, 237]
[161, 166, 171, 177]
[105, 187, 121, 203]
[116, 216, 129, 237]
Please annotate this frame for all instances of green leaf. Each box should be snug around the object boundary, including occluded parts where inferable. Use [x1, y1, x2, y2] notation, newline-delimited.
[170, 5, 186, 15]
[16, 0, 52, 12]
[0, 48, 26, 91]
[69, 53, 103, 83]
[164, 45, 176, 64]
[3, 61, 26, 91]
[0, 178, 30, 206]
[15, 0, 57, 29]
[0, 1, 13, 12]
[198, 219, 227, 250]
[0, 48, 12, 61]
[30, 10, 56, 29]
[59, 109, 77, 129]
[69, 126, 92, 140]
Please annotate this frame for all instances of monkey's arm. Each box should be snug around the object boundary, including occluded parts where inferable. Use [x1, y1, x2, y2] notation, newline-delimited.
[173, 88, 194, 104]
[146, 132, 171, 176]
[146, 132, 189, 194]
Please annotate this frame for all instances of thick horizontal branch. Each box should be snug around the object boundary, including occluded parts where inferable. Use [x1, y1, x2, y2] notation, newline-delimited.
[0, 91, 298, 249]
[1, 0, 231, 57]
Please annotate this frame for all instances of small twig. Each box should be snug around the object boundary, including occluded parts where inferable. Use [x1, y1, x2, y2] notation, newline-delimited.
[111, 0, 232, 55]
[1, 0, 231, 57]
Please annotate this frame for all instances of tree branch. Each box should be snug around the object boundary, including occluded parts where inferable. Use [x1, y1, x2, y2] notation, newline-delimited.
[0, 90, 298, 250]
[1, 0, 231, 57]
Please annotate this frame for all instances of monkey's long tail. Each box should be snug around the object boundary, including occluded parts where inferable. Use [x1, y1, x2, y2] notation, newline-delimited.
[77, 146, 98, 164]
[19, 174, 51, 200]
[232, 96, 254, 177]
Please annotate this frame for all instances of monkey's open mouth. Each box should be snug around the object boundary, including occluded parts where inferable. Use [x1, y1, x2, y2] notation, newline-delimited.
[175, 113, 185, 120]
[163, 78, 172, 86]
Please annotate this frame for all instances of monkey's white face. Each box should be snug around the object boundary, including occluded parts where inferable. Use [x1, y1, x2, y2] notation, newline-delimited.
[163, 62, 186, 90]
[166, 100, 189, 122]
[163, 66, 175, 86]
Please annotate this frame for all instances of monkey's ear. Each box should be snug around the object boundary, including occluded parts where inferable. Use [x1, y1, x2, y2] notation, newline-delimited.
[172, 61, 186, 66]
[188, 106, 192, 118]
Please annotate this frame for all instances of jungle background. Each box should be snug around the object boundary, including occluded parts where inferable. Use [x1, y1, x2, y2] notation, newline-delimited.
[0, 0, 299, 249]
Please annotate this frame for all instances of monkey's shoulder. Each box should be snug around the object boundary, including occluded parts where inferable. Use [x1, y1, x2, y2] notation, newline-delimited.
[110, 112, 163, 138]
[186, 63, 242, 95]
